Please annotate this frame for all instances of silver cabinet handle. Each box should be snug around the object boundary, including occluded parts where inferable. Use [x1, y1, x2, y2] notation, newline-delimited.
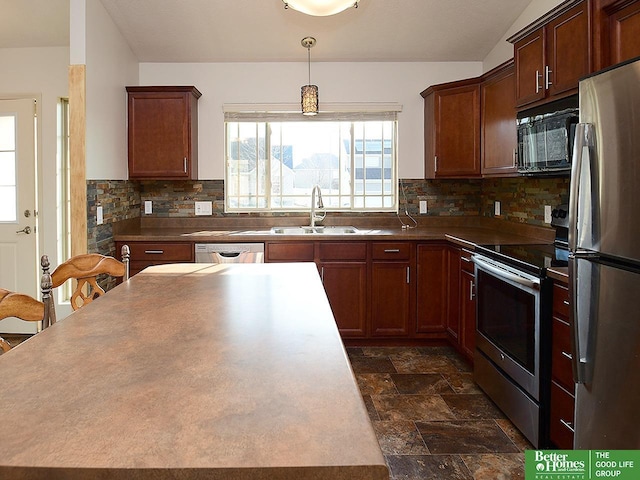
[560, 419, 575, 432]
[321, 266, 324, 282]
[470, 281, 475, 301]
[545, 65, 553, 89]
[434, 156, 438, 173]
[406, 266, 410, 284]
[184, 157, 187, 173]
[535, 70, 542, 93]
[144, 250, 164, 254]
[16, 226, 31, 234]
[563, 300, 570, 306]
[384, 249, 400, 253]
[561, 351, 573, 360]
[460, 256, 471, 263]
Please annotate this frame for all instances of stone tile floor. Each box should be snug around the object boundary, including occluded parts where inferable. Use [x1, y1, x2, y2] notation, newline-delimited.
[347, 345, 531, 480]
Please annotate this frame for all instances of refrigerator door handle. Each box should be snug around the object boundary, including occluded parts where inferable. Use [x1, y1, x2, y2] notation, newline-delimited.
[569, 123, 596, 252]
[569, 256, 596, 385]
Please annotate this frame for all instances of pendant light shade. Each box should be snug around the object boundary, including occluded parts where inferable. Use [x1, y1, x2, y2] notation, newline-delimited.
[283, 0, 359, 16]
[301, 85, 318, 116]
[301, 37, 318, 116]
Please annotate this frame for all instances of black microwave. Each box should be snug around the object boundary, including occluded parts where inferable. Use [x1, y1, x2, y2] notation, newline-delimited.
[516, 108, 579, 175]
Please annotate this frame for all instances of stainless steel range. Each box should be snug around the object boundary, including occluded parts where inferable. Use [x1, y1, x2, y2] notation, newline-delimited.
[471, 208, 569, 448]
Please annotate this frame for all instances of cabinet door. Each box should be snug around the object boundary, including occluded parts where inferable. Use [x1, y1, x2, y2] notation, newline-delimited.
[371, 262, 410, 336]
[265, 242, 315, 262]
[514, 29, 545, 107]
[434, 84, 481, 177]
[321, 262, 367, 337]
[481, 62, 517, 176]
[460, 269, 476, 360]
[607, 0, 640, 66]
[415, 244, 447, 333]
[127, 87, 199, 179]
[547, 2, 591, 98]
[446, 247, 461, 340]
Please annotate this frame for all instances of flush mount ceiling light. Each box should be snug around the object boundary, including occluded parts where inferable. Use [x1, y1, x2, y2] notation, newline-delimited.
[283, 0, 359, 16]
[301, 36, 318, 116]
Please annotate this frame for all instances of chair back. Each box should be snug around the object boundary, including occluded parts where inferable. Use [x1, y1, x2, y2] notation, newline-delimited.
[0, 265, 55, 353]
[50, 246, 130, 311]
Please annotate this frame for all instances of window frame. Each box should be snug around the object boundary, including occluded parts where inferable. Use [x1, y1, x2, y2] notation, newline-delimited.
[223, 104, 401, 214]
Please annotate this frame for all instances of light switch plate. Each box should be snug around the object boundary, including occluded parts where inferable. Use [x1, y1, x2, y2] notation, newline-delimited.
[195, 201, 213, 216]
[544, 205, 552, 224]
[494, 201, 501, 216]
[96, 206, 103, 225]
[144, 201, 153, 215]
[419, 200, 427, 214]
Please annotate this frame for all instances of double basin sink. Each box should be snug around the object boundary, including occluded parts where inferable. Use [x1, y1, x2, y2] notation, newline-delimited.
[270, 226, 365, 235]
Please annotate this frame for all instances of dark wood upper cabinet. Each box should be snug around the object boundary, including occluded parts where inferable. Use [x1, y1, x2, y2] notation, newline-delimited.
[421, 79, 481, 179]
[509, 0, 591, 109]
[126, 86, 201, 180]
[594, 0, 640, 69]
[481, 60, 518, 177]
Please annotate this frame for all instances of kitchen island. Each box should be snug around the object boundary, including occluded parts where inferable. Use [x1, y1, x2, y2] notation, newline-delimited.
[0, 263, 388, 480]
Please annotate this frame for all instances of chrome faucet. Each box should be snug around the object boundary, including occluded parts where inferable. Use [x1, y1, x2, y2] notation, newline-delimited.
[310, 185, 326, 227]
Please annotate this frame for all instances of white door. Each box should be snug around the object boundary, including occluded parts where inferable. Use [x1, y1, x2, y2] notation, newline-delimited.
[0, 98, 38, 334]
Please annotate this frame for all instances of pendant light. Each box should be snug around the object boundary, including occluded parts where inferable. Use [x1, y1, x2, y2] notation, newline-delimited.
[283, 0, 359, 16]
[301, 37, 318, 116]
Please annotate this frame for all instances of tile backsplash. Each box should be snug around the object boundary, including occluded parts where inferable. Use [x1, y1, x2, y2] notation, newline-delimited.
[87, 176, 569, 254]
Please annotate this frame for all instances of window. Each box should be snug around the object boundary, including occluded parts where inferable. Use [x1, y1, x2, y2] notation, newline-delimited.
[224, 106, 399, 212]
[57, 98, 71, 301]
[0, 114, 17, 222]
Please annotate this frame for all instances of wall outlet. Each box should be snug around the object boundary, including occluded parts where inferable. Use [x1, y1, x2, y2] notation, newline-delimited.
[195, 201, 213, 216]
[96, 206, 103, 225]
[419, 200, 427, 214]
[494, 201, 501, 216]
[544, 205, 552, 224]
[144, 201, 153, 214]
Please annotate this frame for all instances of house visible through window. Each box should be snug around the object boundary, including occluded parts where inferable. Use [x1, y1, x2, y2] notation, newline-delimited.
[224, 106, 399, 212]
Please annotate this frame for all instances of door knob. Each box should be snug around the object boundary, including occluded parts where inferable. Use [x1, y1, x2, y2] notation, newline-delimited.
[16, 226, 31, 234]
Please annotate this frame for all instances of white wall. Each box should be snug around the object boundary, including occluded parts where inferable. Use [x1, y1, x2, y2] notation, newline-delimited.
[85, 0, 138, 180]
[483, 0, 566, 72]
[0, 46, 69, 285]
[139, 61, 482, 179]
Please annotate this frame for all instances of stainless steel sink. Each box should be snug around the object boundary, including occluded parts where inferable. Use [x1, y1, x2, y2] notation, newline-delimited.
[270, 226, 364, 235]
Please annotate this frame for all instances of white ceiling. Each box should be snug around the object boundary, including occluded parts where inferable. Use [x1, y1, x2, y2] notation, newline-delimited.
[2, 0, 533, 63]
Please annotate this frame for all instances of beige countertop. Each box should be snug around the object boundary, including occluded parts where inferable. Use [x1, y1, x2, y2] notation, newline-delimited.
[0, 263, 388, 480]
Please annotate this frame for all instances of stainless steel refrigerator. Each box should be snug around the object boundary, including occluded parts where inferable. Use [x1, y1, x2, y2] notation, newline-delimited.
[569, 56, 640, 449]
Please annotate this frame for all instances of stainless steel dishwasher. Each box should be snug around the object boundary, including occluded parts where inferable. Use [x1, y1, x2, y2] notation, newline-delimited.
[195, 243, 264, 264]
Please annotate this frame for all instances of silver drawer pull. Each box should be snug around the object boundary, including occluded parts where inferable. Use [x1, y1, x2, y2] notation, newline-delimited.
[144, 250, 164, 254]
[460, 256, 471, 263]
[384, 249, 400, 253]
[561, 351, 573, 360]
[563, 300, 570, 306]
[560, 419, 575, 432]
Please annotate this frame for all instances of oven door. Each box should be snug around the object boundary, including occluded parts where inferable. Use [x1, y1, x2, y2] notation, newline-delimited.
[473, 254, 542, 400]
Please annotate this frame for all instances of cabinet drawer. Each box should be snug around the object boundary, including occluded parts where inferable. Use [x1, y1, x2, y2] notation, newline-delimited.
[127, 242, 193, 261]
[460, 249, 474, 274]
[552, 317, 575, 391]
[549, 380, 575, 449]
[266, 242, 314, 262]
[372, 243, 411, 260]
[318, 242, 366, 261]
[553, 282, 570, 319]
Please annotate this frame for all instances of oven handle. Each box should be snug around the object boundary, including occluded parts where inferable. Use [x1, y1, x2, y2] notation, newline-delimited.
[472, 256, 540, 290]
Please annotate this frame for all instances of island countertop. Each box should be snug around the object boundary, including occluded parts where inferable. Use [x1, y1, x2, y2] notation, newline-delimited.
[0, 263, 388, 480]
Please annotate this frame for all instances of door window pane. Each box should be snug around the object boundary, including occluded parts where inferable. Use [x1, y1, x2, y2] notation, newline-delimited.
[0, 116, 17, 222]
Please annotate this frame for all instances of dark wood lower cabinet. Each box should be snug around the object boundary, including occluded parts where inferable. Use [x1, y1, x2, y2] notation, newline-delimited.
[460, 268, 476, 360]
[549, 281, 576, 449]
[371, 261, 411, 337]
[415, 244, 448, 334]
